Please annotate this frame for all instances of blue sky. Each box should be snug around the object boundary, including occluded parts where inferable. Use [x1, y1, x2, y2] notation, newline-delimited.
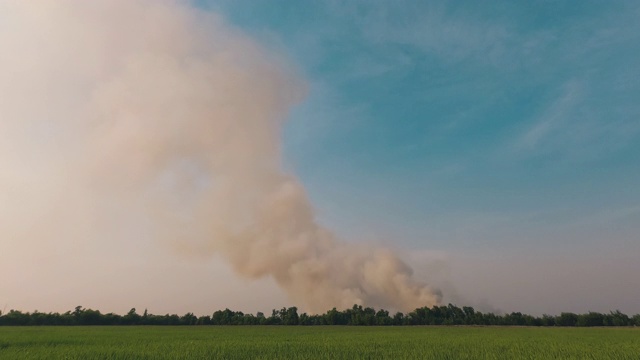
[197, 0, 640, 313]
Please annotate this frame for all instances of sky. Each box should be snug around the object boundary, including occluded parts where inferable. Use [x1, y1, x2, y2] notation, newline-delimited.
[200, 0, 640, 315]
[1, 0, 639, 317]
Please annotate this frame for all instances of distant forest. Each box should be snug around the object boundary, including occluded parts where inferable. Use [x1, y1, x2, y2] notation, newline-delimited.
[2, 304, 639, 326]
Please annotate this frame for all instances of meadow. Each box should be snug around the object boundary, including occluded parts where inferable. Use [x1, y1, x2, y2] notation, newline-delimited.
[0, 326, 638, 359]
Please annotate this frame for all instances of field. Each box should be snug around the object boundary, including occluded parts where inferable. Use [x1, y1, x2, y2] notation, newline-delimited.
[0, 326, 638, 359]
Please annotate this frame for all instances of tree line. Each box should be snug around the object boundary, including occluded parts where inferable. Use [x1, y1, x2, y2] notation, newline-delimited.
[1, 304, 639, 326]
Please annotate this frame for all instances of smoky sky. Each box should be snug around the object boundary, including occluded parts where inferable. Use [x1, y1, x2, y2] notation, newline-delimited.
[0, 0, 440, 314]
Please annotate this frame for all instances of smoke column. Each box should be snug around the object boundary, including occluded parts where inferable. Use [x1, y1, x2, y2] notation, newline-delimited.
[0, 0, 441, 313]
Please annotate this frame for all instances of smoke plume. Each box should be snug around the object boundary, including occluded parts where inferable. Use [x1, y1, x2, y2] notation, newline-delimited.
[0, 0, 440, 313]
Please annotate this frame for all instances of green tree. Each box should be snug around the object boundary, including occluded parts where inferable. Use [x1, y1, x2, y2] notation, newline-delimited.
[557, 312, 578, 326]
[123, 308, 141, 325]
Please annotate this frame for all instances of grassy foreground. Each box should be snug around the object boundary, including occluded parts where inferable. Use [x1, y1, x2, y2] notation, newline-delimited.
[0, 326, 638, 359]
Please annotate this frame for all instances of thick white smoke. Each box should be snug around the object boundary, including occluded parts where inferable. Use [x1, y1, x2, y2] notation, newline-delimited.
[0, 0, 440, 313]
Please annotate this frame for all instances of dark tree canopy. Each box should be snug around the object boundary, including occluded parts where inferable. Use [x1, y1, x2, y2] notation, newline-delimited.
[1, 305, 638, 327]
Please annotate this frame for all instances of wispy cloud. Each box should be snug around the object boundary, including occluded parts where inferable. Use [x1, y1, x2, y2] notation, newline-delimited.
[324, 1, 512, 68]
[517, 80, 583, 150]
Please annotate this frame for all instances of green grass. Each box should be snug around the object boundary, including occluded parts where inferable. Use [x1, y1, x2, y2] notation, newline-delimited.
[0, 326, 638, 359]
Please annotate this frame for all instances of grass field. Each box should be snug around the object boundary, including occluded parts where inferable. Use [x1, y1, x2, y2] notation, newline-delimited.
[0, 326, 638, 359]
